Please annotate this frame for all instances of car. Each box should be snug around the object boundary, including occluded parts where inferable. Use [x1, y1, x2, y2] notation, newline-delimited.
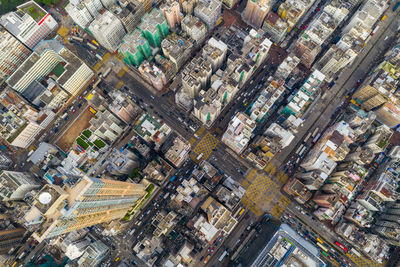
[150, 105, 154, 109]
[78, 95, 82, 100]
[150, 95, 155, 100]
[71, 108, 76, 114]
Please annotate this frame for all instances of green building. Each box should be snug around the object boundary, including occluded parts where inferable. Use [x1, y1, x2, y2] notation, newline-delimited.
[138, 9, 169, 47]
[119, 29, 152, 67]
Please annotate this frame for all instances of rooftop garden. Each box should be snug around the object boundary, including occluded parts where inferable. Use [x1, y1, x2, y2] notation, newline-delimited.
[123, 183, 156, 221]
[20, 3, 45, 22]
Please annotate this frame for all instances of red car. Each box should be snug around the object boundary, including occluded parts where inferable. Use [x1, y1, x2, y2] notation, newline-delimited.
[71, 108, 76, 114]
[78, 95, 82, 100]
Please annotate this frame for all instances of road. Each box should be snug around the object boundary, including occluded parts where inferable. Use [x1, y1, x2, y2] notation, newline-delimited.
[271, 1, 400, 168]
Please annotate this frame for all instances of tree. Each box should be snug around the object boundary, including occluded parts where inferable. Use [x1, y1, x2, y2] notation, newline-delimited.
[0, 0, 24, 14]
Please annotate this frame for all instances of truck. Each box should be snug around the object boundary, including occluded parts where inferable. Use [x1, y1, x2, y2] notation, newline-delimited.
[102, 67, 112, 78]
[371, 25, 379, 36]
[92, 39, 99, 46]
[394, 1, 400, 12]
[87, 42, 97, 50]
[219, 251, 228, 262]
[71, 36, 83, 42]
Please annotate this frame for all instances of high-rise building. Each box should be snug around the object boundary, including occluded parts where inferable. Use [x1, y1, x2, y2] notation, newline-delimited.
[222, 112, 256, 154]
[7, 38, 94, 97]
[181, 15, 207, 44]
[194, 0, 221, 30]
[77, 0, 104, 17]
[222, 0, 238, 9]
[65, 2, 94, 28]
[119, 29, 152, 67]
[24, 176, 146, 242]
[0, 28, 31, 81]
[161, 33, 193, 71]
[364, 125, 392, 154]
[100, 0, 117, 8]
[138, 0, 152, 12]
[0, 1, 58, 49]
[138, 9, 169, 47]
[109, 0, 145, 34]
[242, 0, 270, 28]
[0, 170, 40, 201]
[89, 10, 126, 52]
[161, 0, 181, 30]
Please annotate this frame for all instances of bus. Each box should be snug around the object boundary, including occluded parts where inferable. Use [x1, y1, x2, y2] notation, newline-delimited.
[71, 36, 83, 42]
[312, 133, 321, 143]
[299, 146, 307, 157]
[296, 144, 304, 154]
[219, 251, 228, 262]
[311, 127, 319, 138]
[303, 132, 312, 143]
[317, 242, 328, 252]
[335, 241, 348, 252]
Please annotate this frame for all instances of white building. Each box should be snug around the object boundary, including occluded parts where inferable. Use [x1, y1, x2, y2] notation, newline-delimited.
[0, 1, 58, 49]
[0, 28, 31, 81]
[222, 112, 256, 154]
[89, 10, 126, 52]
[7, 38, 94, 97]
[194, 0, 221, 30]
[65, 2, 94, 28]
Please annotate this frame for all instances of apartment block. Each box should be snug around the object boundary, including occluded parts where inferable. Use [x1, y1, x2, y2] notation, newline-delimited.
[0, 28, 31, 81]
[262, 12, 289, 44]
[194, 0, 221, 30]
[242, 0, 270, 28]
[222, 112, 256, 154]
[119, 29, 152, 67]
[160, 0, 181, 30]
[65, 2, 94, 28]
[138, 61, 168, 90]
[181, 15, 207, 44]
[162, 33, 194, 71]
[89, 10, 126, 52]
[89, 109, 126, 143]
[109, 0, 145, 34]
[138, 9, 169, 47]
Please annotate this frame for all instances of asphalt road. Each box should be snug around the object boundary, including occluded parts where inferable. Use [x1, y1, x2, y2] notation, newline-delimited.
[271, 2, 400, 168]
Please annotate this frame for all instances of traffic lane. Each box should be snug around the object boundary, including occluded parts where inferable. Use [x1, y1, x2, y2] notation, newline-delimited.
[121, 74, 192, 140]
[285, 205, 355, 266]
[212, 47, 286, 133]
[206, 213, 255, 266]
[47, 100, 88, 144]
[272, 8, 400, 168]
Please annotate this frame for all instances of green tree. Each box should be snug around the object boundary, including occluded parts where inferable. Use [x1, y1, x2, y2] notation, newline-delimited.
[0, 0, 24, 15]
